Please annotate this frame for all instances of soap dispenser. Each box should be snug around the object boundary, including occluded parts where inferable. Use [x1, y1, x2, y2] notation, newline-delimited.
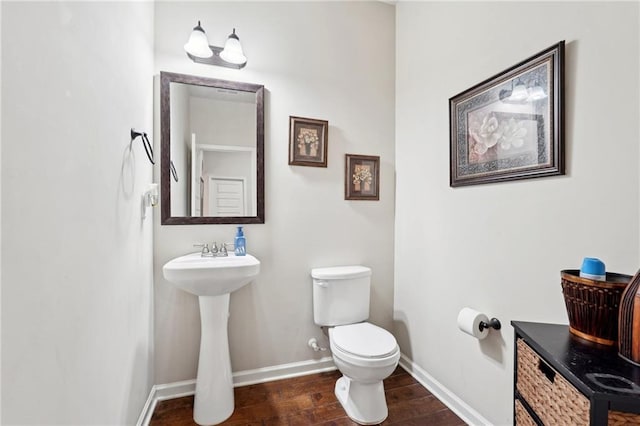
[234, 226, 246, 256]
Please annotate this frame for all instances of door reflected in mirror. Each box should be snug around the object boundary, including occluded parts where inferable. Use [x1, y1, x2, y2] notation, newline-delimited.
[160, 72, 264, 225]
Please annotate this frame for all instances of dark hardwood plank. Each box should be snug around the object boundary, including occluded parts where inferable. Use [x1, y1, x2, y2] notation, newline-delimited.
[150, 367, 465, 426]
[386, 409, 467, 426]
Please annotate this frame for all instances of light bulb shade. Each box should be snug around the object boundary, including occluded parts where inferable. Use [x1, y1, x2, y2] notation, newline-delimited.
[220, 29, 247, 65]
[508, 82, 528, 102]
[184, 22, 213, 58]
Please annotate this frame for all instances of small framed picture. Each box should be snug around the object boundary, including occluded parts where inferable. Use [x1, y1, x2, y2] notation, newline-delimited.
[288, 116, 329, 167]
[345, 154, 380, 200]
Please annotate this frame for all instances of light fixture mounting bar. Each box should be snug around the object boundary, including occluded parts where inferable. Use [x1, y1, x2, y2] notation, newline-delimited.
[186, 46, 246, 69]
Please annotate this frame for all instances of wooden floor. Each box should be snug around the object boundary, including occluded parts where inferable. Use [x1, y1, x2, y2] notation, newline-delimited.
[150, 367, 466, 426]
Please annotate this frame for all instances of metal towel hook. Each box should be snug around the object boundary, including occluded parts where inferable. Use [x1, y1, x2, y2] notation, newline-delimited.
[131, 128, 154, 165]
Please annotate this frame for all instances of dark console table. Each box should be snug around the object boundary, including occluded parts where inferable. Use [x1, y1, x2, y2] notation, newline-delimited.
[512, 321, 640, 425]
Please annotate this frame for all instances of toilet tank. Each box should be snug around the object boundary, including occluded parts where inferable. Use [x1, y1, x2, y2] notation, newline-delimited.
[311, 265, 372, 326]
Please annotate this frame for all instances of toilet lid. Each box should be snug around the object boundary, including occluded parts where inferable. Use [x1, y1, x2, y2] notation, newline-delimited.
[332, 323, 397, 358]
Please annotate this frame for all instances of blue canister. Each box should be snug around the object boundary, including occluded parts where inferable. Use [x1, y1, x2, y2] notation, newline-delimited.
[579, 257, 606, 281]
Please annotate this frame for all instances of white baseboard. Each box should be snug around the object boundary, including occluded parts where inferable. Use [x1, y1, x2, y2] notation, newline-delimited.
[232, 355, 337, 387]
[399, 353, 492, 426]
[136, 378, 196, 426]
[136, 356, 336, 426]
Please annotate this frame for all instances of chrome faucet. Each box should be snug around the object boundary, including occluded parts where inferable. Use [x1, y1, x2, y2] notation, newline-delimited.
[194, 243, 214, 257]
[194, 242, 231, 257]
[210, 242, 230, 257]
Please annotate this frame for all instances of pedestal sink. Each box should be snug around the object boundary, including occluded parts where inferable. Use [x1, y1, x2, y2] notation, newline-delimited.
[163, 252, 260, 425]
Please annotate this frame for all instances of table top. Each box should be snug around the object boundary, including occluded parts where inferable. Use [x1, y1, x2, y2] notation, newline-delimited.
[512, 321, 640, 409]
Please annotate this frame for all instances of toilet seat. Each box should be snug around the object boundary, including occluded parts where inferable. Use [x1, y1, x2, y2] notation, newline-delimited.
[332, 322, 397, 358]
[330, 322, 399, 368]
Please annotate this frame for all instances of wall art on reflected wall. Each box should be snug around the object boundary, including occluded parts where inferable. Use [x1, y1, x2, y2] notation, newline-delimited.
[449, 41, 565, 187]
[345, 154, 380, 200]
[288, 116, 328, 167]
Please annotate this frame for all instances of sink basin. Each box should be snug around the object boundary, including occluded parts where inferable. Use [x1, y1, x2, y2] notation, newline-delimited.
[163, 252, 260, 296]
[162, 252, 261, 425]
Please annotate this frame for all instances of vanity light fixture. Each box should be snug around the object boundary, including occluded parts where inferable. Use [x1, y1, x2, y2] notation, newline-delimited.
[184, 21, 247, 69]
[184, 21, 213, 58]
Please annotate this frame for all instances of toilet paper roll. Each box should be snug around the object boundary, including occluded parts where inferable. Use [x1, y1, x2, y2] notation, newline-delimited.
[457, 307, 489, 340]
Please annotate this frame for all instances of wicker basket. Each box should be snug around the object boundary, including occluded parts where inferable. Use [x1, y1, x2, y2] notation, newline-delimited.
[517, 339, 590, 424]
[515, 399, 536, 426]
[561, 269, 632, 346]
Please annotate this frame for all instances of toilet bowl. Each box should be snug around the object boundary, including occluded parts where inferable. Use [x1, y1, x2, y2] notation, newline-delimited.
[311, 265, 399, 425]
[329, 322, 400, 425]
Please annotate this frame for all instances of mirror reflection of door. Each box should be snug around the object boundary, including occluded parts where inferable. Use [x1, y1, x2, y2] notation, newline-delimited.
[191, 142, 256, 216]
[208, 177, 246, 216]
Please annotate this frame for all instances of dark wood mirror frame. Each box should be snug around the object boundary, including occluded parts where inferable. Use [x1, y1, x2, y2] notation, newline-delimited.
[160, 71, 265, 225]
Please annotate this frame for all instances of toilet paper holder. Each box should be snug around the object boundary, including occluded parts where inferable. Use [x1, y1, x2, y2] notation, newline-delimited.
[479, 318, 502, 332]
[457, 307, 502, 339]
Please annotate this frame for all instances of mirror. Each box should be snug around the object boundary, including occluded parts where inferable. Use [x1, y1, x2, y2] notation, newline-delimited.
[160, 71, 264, 225]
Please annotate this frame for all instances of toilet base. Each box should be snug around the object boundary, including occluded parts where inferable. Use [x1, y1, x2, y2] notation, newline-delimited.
[334, 376, 388, 425]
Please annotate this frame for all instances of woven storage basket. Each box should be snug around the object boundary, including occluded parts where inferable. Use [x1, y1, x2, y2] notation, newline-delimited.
[517, 339, 590, 425]
[608, 410, 640, 425]
[514, 399, 536, 426]
[561, 269, 632, 346]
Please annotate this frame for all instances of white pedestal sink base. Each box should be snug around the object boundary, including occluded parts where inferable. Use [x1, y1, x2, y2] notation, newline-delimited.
[162, 252, 261, 425]
[193, 294, 234, 426]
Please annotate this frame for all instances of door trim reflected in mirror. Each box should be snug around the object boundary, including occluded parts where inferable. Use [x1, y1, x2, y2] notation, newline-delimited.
[160, 71, 264, 225]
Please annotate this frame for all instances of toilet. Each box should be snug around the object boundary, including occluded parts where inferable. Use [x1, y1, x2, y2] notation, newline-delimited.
[311, 265, 400, 425]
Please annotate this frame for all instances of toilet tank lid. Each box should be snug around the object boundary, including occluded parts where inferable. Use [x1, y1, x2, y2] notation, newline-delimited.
[311, 265, 371, 280]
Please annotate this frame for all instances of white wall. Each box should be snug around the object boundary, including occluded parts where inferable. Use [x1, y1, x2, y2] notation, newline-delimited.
[1, 2, 155, 424]
[153, 2, 395, 383]
[395, 2, 639, 424]
[190, 96, 256, 148]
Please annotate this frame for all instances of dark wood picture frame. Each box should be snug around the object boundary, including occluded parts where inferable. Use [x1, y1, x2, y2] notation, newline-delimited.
[345, 154, 380, 200]
[449, 41, 565, 187]
[288, 116, 328, 167]
[160, 71, 265, 225]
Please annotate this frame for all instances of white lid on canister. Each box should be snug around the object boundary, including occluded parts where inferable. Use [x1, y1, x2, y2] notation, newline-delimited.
[311, 265, 371, 280]
[332, 322, 397, 358]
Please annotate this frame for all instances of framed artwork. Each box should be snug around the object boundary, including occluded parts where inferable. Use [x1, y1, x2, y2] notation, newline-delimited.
[449, 41, 565, 187]
[288, 116, 329, 167]
[345, 154, 380, 200]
